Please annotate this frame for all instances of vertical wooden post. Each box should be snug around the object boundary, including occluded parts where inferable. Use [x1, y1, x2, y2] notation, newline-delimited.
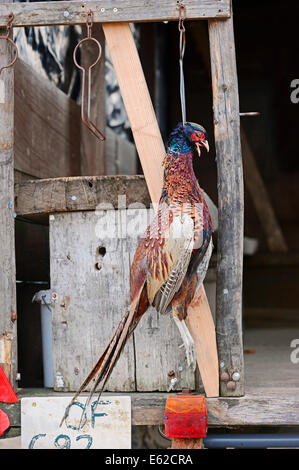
[0, 0, 17, 389]
[208, 11, 245, 396]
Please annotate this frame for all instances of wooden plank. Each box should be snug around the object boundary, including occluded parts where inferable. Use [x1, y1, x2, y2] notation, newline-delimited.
[14, 176, 218, 223]
[50, 211, 136, 392]
[241, 127, 288, 252]
[0, 1, 231, 28]
[104, 23, 219, 397]
[208, 15, 244, 397]
[186, 285, 219, 397]
[14, 59, 81, 179]
[0, 2, 17, 388]
[3, 388, 299, 428]
[14, 176, 152, 217]
[103, 22, 165, 205]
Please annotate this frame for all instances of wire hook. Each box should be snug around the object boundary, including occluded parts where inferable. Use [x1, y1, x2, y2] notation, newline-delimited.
[177, 2, 186, 126]
[0, 13, 18, 75]
[73, 10, 105, 141]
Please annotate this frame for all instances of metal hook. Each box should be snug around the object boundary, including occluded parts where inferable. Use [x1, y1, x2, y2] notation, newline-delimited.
[0, 13, 18, 75]
[73, 10, 105, 141]
[177, 2, 186, 125]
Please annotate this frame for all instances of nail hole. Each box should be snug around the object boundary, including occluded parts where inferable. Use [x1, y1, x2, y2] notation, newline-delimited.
[98, 246, 106, 257]
[88, 181, 93, 188]
[95, 262, 102, 271]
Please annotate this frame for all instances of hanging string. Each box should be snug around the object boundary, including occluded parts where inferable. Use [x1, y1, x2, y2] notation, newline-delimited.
[178, 2, 186, 126]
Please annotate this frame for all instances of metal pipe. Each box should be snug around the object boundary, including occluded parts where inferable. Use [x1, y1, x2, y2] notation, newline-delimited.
[203, 434, 299, 448]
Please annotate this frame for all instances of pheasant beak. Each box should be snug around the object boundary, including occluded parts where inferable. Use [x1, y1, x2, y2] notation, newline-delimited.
[195, 140, 209, 157]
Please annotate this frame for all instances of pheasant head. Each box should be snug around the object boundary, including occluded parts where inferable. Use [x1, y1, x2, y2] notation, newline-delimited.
[167, 122, 209, 157]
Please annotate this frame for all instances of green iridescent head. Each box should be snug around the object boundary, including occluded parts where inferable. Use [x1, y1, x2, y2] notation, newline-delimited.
[168, 122, 209, 157]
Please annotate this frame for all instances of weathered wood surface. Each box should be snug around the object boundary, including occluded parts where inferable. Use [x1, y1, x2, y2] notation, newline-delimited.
[14, 175, 217, 222]
[103, 22, 165, 205]
[0, 3, 17, 388]
[15, 176, 152, 217]
[50, 210, 203, 392]
[15, 59, 135, 179]
[186, 285, 218, 397]
[241, 127, 288, 253]
[3, 388, 299, 428]
[14, 59, 81, 179]
[0, 1, 231, 28]
[209, 15, 244, 397]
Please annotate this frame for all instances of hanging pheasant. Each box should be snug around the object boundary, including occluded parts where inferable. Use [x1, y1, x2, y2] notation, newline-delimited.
[60, 121, 212, 425]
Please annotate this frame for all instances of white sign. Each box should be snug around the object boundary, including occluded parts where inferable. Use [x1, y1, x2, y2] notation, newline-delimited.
[21, 396, 131, 449]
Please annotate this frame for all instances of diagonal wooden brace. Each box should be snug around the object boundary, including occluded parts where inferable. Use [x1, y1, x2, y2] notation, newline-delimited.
[103, 22, 219, 397]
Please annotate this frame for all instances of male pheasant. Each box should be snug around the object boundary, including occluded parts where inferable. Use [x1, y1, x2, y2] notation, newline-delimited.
[60, 122, 212, 425]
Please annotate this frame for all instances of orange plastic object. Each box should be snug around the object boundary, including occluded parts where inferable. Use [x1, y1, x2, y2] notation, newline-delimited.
[0, 366, 18, 403]
[164, 395, 208, 439]
[0, 409, 10, 436]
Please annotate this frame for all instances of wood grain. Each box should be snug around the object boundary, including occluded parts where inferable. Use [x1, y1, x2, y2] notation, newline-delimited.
[0, 0, 231, 28]
[209, 14, 244, 397]
[14, 59, 81, 178]
[0, 4, 17, 388]
[186, 285, 219, 397]
[103, 22, 165, 205]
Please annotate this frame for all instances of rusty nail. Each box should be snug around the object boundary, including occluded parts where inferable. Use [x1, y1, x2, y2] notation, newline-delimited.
[168, 370, 175, 377]
[11, 311, 17, 322]
[220, 371, 230, 382]
[226, 381, 236, 391]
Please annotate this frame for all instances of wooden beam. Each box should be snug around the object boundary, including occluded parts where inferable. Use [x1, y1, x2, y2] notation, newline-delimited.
[0, 1, 230, 28]
[104, 23, 219, 397]
[14, 176, 152, 217]
[0, 0, 17, 388]
[103, 22, 164, 205]
[241, 127, 288, 253]
[209, 14, 244, 397]
[3, 388, 299, 427]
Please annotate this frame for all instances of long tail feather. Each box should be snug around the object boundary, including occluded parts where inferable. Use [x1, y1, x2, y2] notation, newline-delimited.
[59, 295, 141, 428]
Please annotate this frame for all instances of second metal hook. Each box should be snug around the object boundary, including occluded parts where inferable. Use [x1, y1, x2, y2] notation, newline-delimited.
[73, 10, 105, 141]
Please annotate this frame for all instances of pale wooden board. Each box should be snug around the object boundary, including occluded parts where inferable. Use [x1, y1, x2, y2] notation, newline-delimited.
[0, 0, 231, 28]
[103, 22, 165, 205]
[50, 209, 204, 392]
[186, 285, 219, 397]
[21, 396, 131, 449]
